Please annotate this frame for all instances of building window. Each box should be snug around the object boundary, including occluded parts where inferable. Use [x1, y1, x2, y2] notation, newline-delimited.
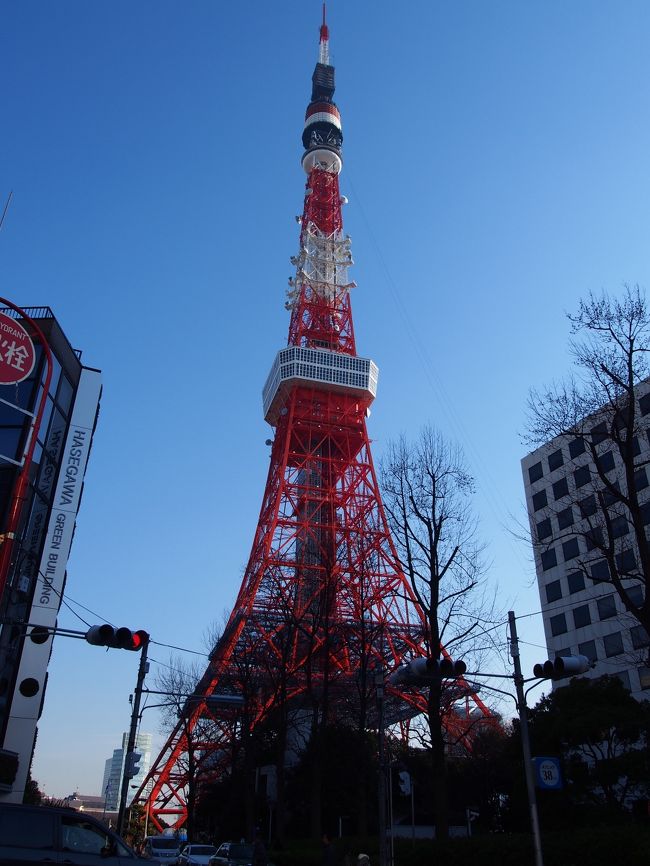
[584, 526, 603, 551]
[567, 571, 585, 594]
[596, 450, 615, 474]
[632, 436, 641, 457]
[603, 482, 620, 507]
[639, 667, 650, 690]
[639, 393, 650, 416]
[541, 549, 557, 571]
[590, 559, 610, 582]
[562, 538, 580, 562]
[557, 506, 574, 530]
[548, 449, 564, 472]
[528, 461, 543, 484]
[555, 647, 572, 658]
[603, 631, 624, 657]
[536, 518, 552, 541]
[572, 604, 591, 629]
[578, 639, 597, 662]
[545, 580, 562, 603]
[553, 477, 569, 500]
[616, 549, 637, 573]
[616, 670, 631, 691]
[627, 584, 644, 606]
[610, 514, 630, 539]
[569, 437, 585, 458]
[630, 625, 650, 650]
[641, 501, 650, 525]
[578, 495, 597, 517]
[550, 613, 568, 636]
[532, 490, 548, 512]
[597, 595, 617, 620]
[634, 468, 648, 491]
[574, 465, 591, 488]
[590, 422, 608, 444]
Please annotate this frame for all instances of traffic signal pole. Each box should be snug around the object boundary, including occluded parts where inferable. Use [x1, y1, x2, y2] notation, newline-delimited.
[508, 611, 544, 866]
[117, 635, 150, 836]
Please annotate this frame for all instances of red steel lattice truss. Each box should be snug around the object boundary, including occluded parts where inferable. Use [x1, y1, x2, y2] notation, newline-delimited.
[138, 14, 492, 831]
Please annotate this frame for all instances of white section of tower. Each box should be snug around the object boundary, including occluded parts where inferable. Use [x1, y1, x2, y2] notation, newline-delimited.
[285, 224, 355, 311]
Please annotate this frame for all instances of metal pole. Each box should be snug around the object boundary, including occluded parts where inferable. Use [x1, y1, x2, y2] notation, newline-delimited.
[509, 611, 544, 866]
[117, 638, 149, 837]
[374, 669, 388, 866]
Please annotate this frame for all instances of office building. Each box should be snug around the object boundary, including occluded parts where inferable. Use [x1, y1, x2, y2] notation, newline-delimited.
[522, 381, 650, 699]
[0, 305, 101, 801]
[102, 731, 153, 810]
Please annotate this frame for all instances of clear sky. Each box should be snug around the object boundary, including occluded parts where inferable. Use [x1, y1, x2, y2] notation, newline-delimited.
[3, 1, 650, 798]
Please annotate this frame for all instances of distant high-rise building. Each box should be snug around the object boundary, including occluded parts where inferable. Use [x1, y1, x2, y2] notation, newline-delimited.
[102, 732, 153, 810]
[0, 305, 101, 802]
[522, 381, 650, 699]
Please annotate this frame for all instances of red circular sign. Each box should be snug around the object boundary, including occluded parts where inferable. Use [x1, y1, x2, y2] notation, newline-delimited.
[0, 311, 36, 385]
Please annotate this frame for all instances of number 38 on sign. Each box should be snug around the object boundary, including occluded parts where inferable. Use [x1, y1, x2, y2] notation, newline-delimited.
[533, 756, 563, 790]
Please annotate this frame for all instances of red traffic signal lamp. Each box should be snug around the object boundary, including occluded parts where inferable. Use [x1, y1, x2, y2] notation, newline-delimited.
[533, 654, 590, 680]
[85, 624, 149, 651]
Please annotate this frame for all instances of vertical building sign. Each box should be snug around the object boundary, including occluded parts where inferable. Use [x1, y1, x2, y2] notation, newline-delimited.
[2, 367, 101, 801]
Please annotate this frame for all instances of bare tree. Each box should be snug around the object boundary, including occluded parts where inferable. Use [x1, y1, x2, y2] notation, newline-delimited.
[380, 425, 499, 839]
[526, 285, 650, 638]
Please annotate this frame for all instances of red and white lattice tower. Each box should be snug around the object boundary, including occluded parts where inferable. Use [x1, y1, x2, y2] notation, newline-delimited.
[139, 10, 491, 831]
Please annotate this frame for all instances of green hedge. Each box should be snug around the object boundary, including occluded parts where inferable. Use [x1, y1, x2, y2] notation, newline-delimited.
[270, 826, 650, 866]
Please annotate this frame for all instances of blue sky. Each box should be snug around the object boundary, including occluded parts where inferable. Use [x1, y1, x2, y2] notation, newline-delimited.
[3, 1, 650, 797]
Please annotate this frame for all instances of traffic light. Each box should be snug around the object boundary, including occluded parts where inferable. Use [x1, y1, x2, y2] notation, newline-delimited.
[398, 770, 411, 796]
[124, 751, 141, 779]
[388, 655, 466, 685]
[533, 654, 590, 679]
[428, 657, 467, 677]
[85, 624, 149, 651]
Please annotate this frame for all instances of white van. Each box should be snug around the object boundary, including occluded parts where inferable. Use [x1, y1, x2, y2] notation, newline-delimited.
[143, 835, 182, 862]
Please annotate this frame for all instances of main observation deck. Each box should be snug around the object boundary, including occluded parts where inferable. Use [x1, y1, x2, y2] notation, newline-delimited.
[263, 346, 378, 426]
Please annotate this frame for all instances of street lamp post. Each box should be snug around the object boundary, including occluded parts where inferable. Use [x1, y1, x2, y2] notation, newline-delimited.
[508, 611, 544, 866]
[374, 668, 388, 866]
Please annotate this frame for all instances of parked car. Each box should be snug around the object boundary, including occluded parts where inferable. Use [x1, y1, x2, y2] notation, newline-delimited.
[0, 801, 149, 864]
[177, 844, 218, 865]
[209, 841, 273, 866]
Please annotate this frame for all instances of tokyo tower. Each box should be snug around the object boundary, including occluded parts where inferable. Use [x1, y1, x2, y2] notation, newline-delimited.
[139, 9, 488, 833]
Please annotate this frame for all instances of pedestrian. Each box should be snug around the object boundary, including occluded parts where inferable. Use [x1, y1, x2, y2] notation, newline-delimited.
[357, 853, 370, 866]
[321, 833, 337, 866]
